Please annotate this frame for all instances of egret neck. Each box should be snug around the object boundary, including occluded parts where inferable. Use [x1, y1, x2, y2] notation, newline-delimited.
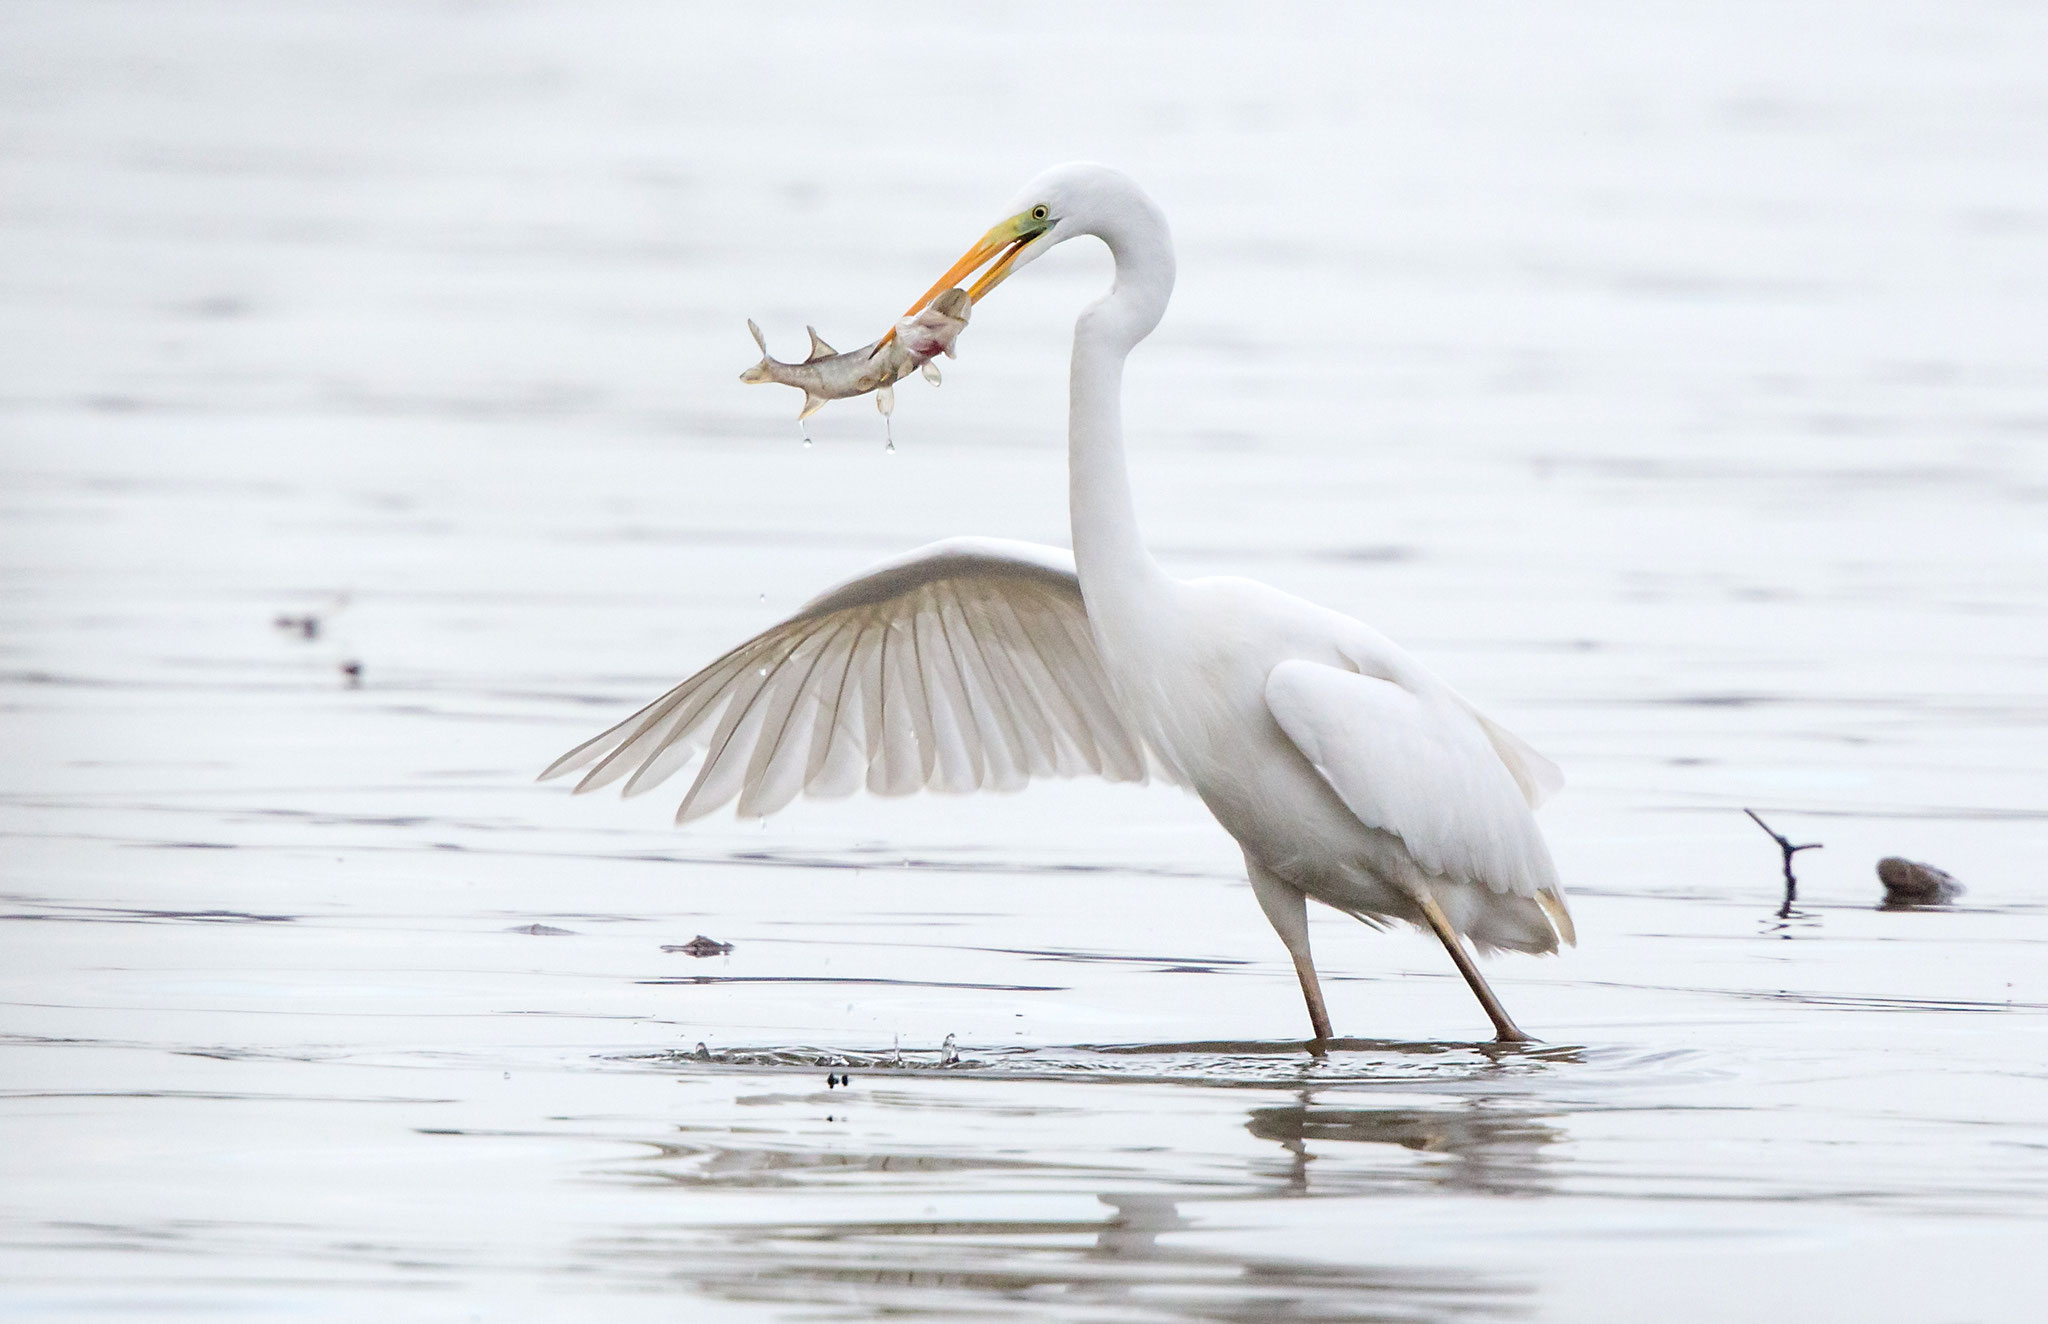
[1066, 199, 1176, 623]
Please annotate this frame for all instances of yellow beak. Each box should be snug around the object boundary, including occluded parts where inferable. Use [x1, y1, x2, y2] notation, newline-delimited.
[884, 209, 1050, 346]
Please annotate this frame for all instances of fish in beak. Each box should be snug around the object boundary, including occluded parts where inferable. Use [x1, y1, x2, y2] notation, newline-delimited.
[738, 206, 1051, 428]
[740, 288, 971, 422]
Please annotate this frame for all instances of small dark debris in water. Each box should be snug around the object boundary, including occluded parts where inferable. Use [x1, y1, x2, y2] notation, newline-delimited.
[665, 934, 734, 957]
[509, 923, 575, 936]
[275, 594, 350, 640]
[1878, 857, 1965, 907]
[339, 660, 362, 687]
[1744, 808, 1822, 919]
[825, 1072, 852, 1088]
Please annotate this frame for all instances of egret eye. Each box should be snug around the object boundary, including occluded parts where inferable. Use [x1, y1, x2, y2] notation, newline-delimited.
[1030, 205, 1050, 222]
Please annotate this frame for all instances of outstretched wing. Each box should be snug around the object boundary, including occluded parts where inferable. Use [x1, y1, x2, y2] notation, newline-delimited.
[1265, 659, 1567, 919]
[541, 537, 1162, 822]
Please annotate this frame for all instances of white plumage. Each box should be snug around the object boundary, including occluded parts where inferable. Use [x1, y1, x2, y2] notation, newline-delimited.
[547, 163, 1572, 1044]
[541, 538, 1162, 820]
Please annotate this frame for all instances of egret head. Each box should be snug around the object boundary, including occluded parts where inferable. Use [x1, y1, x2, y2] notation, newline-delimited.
[896, 163, 1164, 328]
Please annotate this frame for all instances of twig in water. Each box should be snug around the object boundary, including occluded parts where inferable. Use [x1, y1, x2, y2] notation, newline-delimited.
[1744, 808, 1823, 918]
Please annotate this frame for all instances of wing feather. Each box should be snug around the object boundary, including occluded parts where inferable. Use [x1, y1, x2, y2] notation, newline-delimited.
[738, 616, 855, 819]
[987, 590, 1097, 776]
[1266, 659, 1560, 901]
[676, 628, 816, 822]
[886, 614, 937, 788]
[803, 614, 869, 789]
[1466, 708, 1565, 809]
[568, 650, 750, 794]
[542, 537, 1172, 822]
[915, 600, 979, 791]
[859, 613, 905, 795]
[973, 600, 1060, 777]
[1326, 618, 1564, 812]
[1048, 605, 1146, 781]
[949, 595, 1032, 789]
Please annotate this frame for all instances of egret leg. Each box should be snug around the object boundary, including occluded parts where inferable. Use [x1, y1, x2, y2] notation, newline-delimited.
[1413, 891, 1534, 1044]
[1246, 860, 1333, 1048]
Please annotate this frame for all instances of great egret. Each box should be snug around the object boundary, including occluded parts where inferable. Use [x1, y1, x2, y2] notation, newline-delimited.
[543, 163, 1573, 1045]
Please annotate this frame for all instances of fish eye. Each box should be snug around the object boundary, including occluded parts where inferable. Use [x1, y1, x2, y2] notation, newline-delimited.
[1030, 205, 1050, 222]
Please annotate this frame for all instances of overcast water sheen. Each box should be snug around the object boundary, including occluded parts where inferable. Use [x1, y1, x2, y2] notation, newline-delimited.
[5, 2, 2048, 1320]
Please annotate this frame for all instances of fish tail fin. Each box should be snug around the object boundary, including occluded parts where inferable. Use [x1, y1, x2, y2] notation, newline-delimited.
[740, 319, 773, 384]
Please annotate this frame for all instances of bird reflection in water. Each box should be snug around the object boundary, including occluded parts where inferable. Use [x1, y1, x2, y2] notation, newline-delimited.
[1247, 1091, 1565, 1197]
[633, 1186, 1535, 1321]
[1089, 1192, 1191, 1259]
[595, 1046, 1570, 1315]
[592, 1119, 1546, 1319]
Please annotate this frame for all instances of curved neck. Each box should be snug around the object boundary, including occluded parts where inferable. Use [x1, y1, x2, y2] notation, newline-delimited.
[1068, 203, 1175, 604]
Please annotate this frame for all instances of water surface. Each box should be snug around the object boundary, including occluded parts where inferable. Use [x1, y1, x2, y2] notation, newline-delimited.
[5, 2, 2048, 1319]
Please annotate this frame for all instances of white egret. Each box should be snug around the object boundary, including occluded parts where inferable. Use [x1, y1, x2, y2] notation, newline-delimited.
[543, 163, 1572, 1045]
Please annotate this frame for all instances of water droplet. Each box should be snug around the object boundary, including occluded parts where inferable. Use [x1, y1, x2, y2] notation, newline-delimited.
[757, 667, 767, 676]
[885, 439, 895, 453]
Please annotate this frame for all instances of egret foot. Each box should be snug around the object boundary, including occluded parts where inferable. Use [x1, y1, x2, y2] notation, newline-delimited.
[1415, 892, 1536, 1044]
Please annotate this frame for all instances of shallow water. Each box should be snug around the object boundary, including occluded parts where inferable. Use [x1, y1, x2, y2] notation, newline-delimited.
[5, 1, 2048, 1319]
